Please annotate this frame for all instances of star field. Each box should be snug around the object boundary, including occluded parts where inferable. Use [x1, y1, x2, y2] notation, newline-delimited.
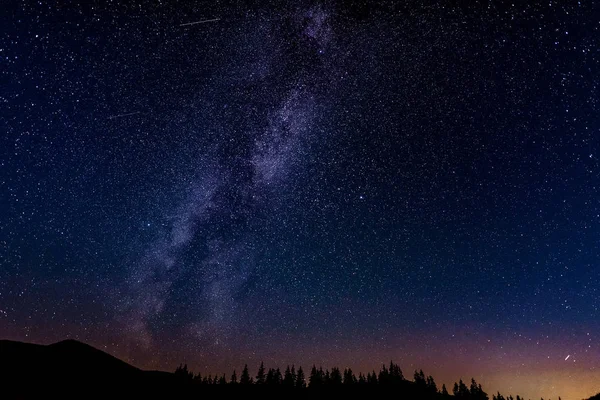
[1, 1, 599, 399]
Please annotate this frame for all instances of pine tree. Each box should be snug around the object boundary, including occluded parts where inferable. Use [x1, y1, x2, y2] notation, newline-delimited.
[330, 367, 342, 385]
[283, 365, 295, 386]
[358, 373, 366, 384]
[471, 378, 486, 400]
[174, 363, 193, 381]
[442, 384, 450, 397]
[343, 368, 356, 385]
[378, 364, 389, 385]
[240, 364, 252, 385]
[266, 368, 275, 385]
[230, 370, 238, 384]
[296, 366, 306, 388]
[414, 369, 426, 387]
[389, 361, 404, 383]
[426, 375, 438, 393]
[256, 362, 266, 384]
[309, 365, 321, 388]
[367, 371, 378, 385]
[478, 383, 489, 400]
[471, 378, 478, 393]
[456, 379, 470, 399]
[218, 374, 227, 385]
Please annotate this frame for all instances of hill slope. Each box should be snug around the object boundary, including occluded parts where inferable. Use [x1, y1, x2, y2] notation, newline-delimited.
[0, 339, 174, 388]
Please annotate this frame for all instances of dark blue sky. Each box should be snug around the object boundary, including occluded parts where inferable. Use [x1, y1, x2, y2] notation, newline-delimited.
[1, 1, 599, 398]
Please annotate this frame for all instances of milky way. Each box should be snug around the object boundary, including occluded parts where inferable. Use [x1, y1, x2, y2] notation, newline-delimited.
[1, 2, 599, 399]
[118, 5, 339, 350]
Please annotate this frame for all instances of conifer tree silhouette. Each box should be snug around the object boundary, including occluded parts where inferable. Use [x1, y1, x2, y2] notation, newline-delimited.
[454, 379, 470, 399]
[296, 366, 306, 388]
[283, 365, 295, 386]
[266, 368, 275, 385]
[358, 373, 366, 384]
[426, 375, 438, 394]
[389, 361, 403, 383]
[240, 364, 252, 385]
[309, 365, 323, 388]
[367, 370, 378, 385]
[343, 368, 357, 385]
[469, 378, 489, 400]
[230, 369, 238, 384]
[493, 391, 506, 400]
[174, 363, 193, 381]
[193, 372, 202, 383]
[442, 383, 451, 398]
[378, 364, 389, 384]
[330, 367, 342, 385]
[309, 365, 318, 387]
[414, 369, 426, 388]
[318, 367, 325, 384]
[256, 362, 266, 384]
[324, 369, 331, 384]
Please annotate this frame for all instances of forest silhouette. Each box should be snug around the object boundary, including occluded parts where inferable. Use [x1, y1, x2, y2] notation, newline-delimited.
[1, 339, 596, 400]
[173, 361, 572, 400]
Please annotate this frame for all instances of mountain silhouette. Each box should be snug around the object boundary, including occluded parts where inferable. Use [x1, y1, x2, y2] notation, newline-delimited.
[0, 339, 174, 391]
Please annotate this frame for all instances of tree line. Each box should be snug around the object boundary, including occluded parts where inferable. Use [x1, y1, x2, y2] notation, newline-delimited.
[174, 361, 561, 400]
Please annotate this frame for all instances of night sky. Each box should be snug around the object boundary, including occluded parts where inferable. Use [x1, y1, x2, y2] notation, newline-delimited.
[1, 1, 599, 398]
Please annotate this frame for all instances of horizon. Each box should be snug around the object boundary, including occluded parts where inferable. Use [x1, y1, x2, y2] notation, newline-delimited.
[2, 335, 597, 400]
[1, 1, 598, 399]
